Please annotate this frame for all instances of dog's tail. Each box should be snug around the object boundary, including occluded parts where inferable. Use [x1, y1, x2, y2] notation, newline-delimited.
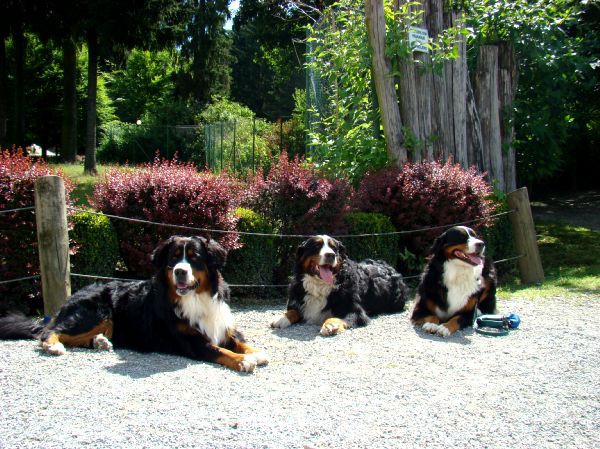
[0, 313, 45, 340]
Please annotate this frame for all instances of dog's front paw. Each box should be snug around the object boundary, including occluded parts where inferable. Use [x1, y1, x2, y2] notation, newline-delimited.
[320, 318, 348, 336]
[92, 334, 113, 351]
[41, 341, 66, 356]
[435, 324, 454, 337]
[271, 315, 291, 329]
[238, 355, 258, 373]
[421, 322, 440, 334]
[246, 351, 269, 366]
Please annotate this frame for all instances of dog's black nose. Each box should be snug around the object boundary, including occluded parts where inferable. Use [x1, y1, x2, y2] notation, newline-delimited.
[174, 268, 187, 277]
[474, 242, 484, 253]
[323, 252, 336, 264]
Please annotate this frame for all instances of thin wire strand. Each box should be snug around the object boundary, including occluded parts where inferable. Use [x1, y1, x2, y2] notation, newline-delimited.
[67, 207, 514, 239]
[0, 206, 35, 215]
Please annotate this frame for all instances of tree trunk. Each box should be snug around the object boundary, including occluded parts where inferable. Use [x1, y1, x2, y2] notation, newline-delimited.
[498, 42, 518, 192]
[13, 24, 25, 146]
[84, 30, 98, 176]
[426, 0, 451, 160]
[0, 34, 8, 147]
[466, 74, 484, 170]
[475, 45, 505, 191]
[394, 0, 424, 162]
[61, 37, 78, 162]
[365, 0, 407, 164]
[444, 10, 468, 167]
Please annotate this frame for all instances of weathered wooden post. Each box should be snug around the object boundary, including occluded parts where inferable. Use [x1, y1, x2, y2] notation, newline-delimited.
[34, 175, 71, 315]
[507, 187, 544, 284]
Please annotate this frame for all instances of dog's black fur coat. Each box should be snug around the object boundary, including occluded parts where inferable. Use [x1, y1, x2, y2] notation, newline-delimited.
[286, 236, 408, 328]
[0, 236, 266, 371]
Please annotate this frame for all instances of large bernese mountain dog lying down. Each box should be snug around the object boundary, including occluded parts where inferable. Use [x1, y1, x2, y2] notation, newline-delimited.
[411, 226, 497, 337]
[0, 236, 268, 373]
[271, 235, 408, 336]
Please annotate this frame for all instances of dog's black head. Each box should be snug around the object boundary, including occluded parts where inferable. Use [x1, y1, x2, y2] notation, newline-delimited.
[295, 235, 346, 284]
[430, 226, 485, 267]
[152, 235, 227, 297]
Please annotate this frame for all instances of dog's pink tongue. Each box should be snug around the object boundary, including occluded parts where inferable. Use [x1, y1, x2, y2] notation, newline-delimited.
[319, 266, 334, 284]
[468, 254, 484, 266]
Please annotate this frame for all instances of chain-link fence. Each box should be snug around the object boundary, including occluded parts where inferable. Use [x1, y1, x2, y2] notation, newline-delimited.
[99, 123, 203, 164]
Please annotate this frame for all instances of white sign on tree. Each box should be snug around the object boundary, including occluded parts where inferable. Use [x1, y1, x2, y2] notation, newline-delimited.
[408, 26, 429, 53]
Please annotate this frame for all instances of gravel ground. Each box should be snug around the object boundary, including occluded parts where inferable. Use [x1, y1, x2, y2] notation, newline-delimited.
[1, 294, 599, 449]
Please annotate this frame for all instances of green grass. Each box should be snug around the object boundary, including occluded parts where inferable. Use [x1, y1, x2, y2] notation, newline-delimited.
[498, 222, 600, 299]
[50, 163, 110, 207]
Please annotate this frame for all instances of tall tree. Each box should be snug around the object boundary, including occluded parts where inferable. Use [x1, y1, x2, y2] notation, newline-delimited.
[365, 0, 406, 164]
[175, 0, 232, 106]
[61, 36, 78, 161]
[81, 0, 188, 174]
[231, 0, 307, 120]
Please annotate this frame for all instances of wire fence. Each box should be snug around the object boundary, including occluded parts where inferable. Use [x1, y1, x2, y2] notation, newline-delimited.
[0, 204, 521, 289]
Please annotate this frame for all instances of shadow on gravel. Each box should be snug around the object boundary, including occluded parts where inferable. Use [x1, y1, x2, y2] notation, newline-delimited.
[106, 351, 192, 378]
[270, 325, 322, 341]
[413, 327, 474, 345]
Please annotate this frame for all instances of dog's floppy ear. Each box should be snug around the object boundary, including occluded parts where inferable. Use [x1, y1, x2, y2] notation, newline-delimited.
[152, 236, 177, 269]
[296, 238, 310, 260]
[429, 231, 447, 257]
[202, 236, 227, 270]
[332, 237, 347, 260]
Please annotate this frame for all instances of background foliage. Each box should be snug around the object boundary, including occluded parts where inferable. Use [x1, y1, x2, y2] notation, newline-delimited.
[0, 148, 74, 314]
[91, 156, 240, 278]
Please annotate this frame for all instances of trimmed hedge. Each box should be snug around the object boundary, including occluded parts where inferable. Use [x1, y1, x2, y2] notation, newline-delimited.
[353, 160, 498, 259]
[479, 194, 517, 279]
[70, 211, 121, 292]
[342, 211, 399, 268]
[222, 208, 279, 298]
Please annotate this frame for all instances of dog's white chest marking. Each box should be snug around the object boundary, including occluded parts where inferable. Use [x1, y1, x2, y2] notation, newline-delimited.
[438, 260, 483, 319]
[177, 291, 234, 345]
[301, 274, 334, 324]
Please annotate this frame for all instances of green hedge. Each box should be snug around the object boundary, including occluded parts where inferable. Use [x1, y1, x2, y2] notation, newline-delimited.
[222, 208, 279, 299]
[342, 211, 399, 268]
[70, 211, 121, 292]
[480, 197, 517, 279]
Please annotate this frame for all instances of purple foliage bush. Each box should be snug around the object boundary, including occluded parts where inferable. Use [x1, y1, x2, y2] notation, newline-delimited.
[243, 152, 352, 282]
[91, 155, 241, 277]
[244, 151, 352, 235]
[0, 148, 74, 314]
[352, 159, 498, 257]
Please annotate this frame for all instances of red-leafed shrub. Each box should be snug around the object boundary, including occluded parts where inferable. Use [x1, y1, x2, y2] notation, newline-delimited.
[244, 152, 352, 282]
[352, 160, 498, 259]
[91, 155, 241, 278]
[244, 152, 352, 235]
[0, 148, 74, 314]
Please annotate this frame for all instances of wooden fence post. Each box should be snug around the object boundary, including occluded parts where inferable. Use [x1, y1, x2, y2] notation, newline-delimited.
[35, 175, 71, 316]
[507, 187, 544, 284]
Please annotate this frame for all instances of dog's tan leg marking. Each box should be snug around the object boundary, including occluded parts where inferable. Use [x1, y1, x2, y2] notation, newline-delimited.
[214, 346, 258, 373]
[42, 321, 114, 355]
[320, 317, 349, 336]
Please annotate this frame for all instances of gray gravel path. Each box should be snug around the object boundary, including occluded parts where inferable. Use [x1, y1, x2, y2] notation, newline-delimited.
[1, 295, 599, 449]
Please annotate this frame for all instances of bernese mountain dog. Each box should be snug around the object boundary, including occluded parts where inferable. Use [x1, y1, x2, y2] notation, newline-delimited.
[0, 236, 268, 373]
[271, 235, 408, 336]
[411, 226, 497, 337]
